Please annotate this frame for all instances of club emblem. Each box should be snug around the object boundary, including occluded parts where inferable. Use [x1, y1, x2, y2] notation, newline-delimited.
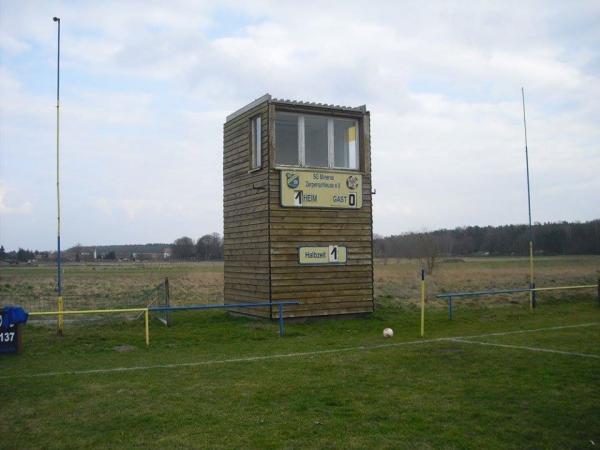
[346, 175, 359, 190]
[286, 173, 300, 189]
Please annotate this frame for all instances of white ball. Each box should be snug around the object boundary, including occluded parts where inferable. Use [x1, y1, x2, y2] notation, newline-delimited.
[383, 328, 394, 338]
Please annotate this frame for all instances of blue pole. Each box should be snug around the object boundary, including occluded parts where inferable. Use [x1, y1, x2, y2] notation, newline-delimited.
[278, 303, 284, 336]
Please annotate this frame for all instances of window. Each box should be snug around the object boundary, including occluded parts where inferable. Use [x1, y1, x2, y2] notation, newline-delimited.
[333, 118, 358, 169]
[250, 115, 261, 169]
[304, 115, 329, 167]
[275, 111, 359, 170]
[275, 112, 299, 165]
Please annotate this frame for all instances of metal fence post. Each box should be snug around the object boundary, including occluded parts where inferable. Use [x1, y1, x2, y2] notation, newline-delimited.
[448, 296, 453, 320]
[532, 282, 537, 308]
[278, 303, 284, 337]
[164, 277, 171, 327]
[597, 277, 599, 307]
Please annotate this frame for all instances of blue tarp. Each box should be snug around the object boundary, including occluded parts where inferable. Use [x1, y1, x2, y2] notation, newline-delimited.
[0, 306, 28, 330]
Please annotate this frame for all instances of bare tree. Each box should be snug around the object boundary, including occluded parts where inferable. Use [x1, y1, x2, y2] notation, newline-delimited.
[172, 236, 195, 259]
[417, 232, 453, 275]
[196, 233, 223, 260]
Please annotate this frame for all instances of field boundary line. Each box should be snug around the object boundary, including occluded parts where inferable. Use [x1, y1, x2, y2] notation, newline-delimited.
[449, 338, 600, 359]
[456, 322, 599, 339]
[1, 322, 597, 380]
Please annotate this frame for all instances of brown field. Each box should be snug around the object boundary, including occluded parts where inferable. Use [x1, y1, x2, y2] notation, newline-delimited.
[375, 255, 599, 308]
[0, 256, 598, 314]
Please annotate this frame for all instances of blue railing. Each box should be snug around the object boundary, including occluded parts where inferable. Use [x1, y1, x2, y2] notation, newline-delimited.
[435, 288, 530, 320]
[149, 301, 300, 336]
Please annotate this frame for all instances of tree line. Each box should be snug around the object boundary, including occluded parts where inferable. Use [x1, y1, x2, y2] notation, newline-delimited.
[0, 234, 224, 263]
[0, 246, 47, 263]
[2, 220, 598, 265]
[374, 220, 600, 260]
[171, 233, 223, 260]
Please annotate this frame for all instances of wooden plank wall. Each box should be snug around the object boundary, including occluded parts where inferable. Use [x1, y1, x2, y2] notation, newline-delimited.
[223, 101, 271, 318]
[268, 106, 374, 318]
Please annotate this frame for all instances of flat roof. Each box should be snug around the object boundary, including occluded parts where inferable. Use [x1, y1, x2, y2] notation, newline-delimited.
[226, 93, 367, 122]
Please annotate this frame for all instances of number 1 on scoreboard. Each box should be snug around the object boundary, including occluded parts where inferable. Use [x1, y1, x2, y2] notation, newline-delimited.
[294, 190, 303, 206]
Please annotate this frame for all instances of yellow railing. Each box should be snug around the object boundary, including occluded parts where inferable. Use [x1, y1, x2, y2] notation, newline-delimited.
[531, 285, 596, 292]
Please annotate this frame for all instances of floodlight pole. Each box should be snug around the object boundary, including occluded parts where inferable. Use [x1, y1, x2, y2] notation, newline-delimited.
[522, 87, 535, 309]
[53, 16, 64, 335]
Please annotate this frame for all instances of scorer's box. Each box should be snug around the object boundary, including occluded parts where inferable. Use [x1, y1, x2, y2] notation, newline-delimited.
[223, 95, 374, 319]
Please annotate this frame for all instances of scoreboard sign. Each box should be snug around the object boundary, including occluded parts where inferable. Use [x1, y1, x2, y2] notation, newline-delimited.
[281, 170, 362, 209]
[299, 245, 347, 265]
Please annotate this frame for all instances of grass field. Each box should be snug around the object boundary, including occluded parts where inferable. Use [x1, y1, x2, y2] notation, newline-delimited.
[1, 257, 599, 449]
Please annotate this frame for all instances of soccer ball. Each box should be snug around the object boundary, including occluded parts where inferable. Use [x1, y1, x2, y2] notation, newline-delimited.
[383, 328, 394, 338]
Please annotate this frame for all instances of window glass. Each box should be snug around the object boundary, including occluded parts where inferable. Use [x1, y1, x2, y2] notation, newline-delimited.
[275, 110, 360, 170]
[275, 112, 299, 165]
[304, 115, 328, 167]
[334, 119, 358, 169]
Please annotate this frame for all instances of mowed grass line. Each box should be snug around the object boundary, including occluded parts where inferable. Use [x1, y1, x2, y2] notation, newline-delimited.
[457, 324, 600, 356]
[1, 301, 600, 449]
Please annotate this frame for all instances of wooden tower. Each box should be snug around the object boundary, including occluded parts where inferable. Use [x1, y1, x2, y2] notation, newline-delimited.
[223, 94, 374, 318]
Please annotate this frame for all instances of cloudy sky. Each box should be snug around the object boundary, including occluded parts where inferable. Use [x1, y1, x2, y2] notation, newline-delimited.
[1, 1, 599, 251]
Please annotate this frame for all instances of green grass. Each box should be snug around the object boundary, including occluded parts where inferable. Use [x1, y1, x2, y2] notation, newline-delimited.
[2, 298, 599, 449]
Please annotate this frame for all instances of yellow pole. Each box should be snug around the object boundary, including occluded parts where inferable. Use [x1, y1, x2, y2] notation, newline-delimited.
[420, 269, 425, 337]
[529, 241, 534, 310]
[145, 309, 150, 346]
[57, 295, 64, 335]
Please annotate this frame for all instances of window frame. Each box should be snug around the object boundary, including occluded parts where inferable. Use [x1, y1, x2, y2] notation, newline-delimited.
[249, 114, 262, 170]
[275, 111, 360, 171]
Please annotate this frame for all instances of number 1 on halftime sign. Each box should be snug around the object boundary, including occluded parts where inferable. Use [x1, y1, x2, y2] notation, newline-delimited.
[329, 245, 339, 262]
[294, 190, 303, 206]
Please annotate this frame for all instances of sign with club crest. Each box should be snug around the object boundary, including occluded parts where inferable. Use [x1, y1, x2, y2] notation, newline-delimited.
[280, 170, 362, 209]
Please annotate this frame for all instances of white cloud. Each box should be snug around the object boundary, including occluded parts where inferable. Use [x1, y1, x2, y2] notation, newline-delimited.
[0, 182, 33, 215]
[1, 0, 599, 249]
